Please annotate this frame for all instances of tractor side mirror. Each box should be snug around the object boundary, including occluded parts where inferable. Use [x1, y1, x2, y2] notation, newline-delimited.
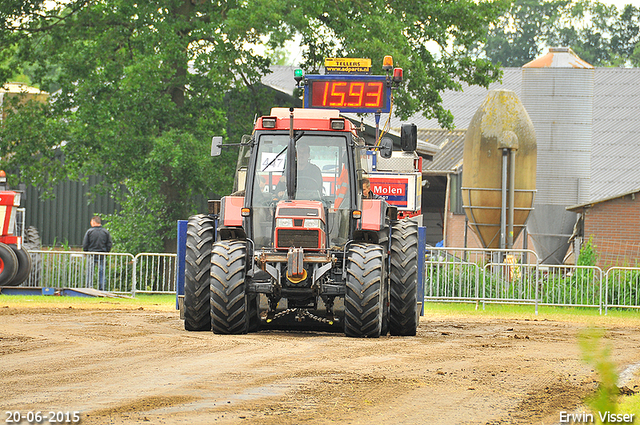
[211, 136, 222, 157]
[401, 123, 417, 152]
[379, 137, 393, 159]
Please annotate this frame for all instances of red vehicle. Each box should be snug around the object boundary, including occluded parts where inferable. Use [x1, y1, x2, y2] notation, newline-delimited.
[183, 106, 420, 337]
[0, 184, 32, 286]
[182, 58, 421, 337]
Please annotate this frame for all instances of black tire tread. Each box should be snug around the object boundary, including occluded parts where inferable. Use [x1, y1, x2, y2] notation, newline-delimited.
[7, 246, 32, 286]
[210, 240, 249, 334]
[184, 214, 214, 331]
[389, 218, 419, 336]
[344, 243, 383, 338]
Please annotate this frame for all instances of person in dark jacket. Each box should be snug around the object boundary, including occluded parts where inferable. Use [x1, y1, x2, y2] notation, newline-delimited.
[83, 215, 112, 291]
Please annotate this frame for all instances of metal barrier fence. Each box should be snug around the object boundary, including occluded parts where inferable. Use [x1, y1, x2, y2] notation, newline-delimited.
[604, 267, 640, 313]
[425, 248, 541, 309]
[538, 265, 603, 312]
[134, 253, 177, 294]
[24, 250, 176, 295]
[13, 248, 640, 314]
[425, 247, 640, 314]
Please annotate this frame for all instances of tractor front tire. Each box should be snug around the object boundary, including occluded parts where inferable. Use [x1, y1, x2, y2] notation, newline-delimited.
[344, 243, 384, 338]
[389, 218, 419, 336]
[210, 240, 250, 334]
[7, 246, 32, 286]
[184, 215, 215, 331]
[0, 242, 18, 286]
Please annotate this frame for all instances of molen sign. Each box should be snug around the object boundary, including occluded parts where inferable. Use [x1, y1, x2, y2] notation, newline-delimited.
[368, 174, 420, 211]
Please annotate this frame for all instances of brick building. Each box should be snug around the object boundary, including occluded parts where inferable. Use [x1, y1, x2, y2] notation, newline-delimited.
[568, 190, 640, 269]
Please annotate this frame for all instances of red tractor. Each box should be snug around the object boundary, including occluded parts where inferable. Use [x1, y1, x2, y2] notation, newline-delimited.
[183, 104, 421, 337]
[0, 184, 32, 286]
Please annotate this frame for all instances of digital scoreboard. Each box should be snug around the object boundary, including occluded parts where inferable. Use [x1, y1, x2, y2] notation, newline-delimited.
[303, 75, 391, 114]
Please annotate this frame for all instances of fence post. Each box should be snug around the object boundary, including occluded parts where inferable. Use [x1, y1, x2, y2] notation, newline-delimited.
[534, 255, 539, 315]
[475, 262, 480, 310]
[601, 268, 605, 315]
[176, 220, 188, 310]
[132, 254, 137, 296]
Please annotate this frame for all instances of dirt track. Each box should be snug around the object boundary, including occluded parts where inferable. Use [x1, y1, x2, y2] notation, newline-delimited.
[1, 302, 640, 425]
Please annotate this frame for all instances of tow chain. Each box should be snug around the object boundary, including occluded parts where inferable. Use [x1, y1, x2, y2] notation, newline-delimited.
[268, 308, 336, 325]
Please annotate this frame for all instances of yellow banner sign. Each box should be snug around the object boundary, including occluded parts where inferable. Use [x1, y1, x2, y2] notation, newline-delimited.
[324, 58, 372, 74]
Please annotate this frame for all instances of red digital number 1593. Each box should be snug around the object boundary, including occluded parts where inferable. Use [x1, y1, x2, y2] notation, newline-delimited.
[312, 81, 384, 109]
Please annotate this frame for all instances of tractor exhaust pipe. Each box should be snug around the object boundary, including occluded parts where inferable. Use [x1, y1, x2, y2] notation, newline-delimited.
[286, 107, 297, 200]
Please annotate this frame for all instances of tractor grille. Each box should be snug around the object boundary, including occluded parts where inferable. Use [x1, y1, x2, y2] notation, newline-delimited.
[276, 229, 320, 250]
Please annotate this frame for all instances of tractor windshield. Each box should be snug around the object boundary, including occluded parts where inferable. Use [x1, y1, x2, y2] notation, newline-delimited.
[251, 134, 353, 249]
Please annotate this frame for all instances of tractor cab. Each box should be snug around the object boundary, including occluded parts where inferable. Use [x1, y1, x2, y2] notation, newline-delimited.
[243, 108, 364, 251]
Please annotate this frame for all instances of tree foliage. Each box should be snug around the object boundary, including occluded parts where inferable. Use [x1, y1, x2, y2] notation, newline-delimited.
[0, 0, 508, 251]
[482, 0, 640, 67]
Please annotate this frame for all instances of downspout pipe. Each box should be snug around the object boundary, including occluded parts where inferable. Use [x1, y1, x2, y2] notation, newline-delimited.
[507, 149, 516, 249]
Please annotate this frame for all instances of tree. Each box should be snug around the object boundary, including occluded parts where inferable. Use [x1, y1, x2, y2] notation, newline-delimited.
[483, 0, 573, 67]
[608, 4, 640, 65]
[294, 0, 509, 124]
[0, 0, 508, 251]
[482, 0, 640, 67]
[553, 2, 640, 67]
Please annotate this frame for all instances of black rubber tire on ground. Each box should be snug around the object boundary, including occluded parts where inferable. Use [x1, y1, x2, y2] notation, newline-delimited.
[344, 243, 384, 338]
[379, 224, 390, 336]
[7, 245, 32, 286]
[184, 215, 215, 331]
[0, 242, 19, 286]
[380, 274, 390, 336]
[210, 240, 250, 334]
[389, 218, 419, 336]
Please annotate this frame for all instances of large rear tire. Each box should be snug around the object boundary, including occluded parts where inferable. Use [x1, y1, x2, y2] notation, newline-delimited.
[210, 240, 250, 334]
[7, 246, 32, 286]
[0, 242, 18, 286]
[344, 243, 384, 338]
[389, 218, 419, 336]
[184, 215, 215, 331]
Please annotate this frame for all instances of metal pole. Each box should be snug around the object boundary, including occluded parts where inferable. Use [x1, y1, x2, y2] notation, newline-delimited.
[523, 226, 528, 265]
[507, 149, 515, 249]
[500, 149, 508, 250]
[175, 220, 187, 309]
[463, 216, 468, 262]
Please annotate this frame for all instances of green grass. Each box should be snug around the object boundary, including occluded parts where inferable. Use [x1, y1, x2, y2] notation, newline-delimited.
[0, 293, 176, 309]
[3, 296, 640, 319]
[619, 393, 640, 418]
[422, 301, 640, 322]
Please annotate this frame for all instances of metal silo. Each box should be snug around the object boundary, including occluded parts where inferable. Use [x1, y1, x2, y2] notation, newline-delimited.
[522, 47, 594, 264]
[462, 90, 537, 249]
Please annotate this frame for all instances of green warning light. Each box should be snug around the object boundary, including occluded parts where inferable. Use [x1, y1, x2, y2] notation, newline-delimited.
[294, 69, 304, 86]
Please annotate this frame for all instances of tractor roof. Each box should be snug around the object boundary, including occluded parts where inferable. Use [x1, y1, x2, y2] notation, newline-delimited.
[255, 108, 355, 132]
